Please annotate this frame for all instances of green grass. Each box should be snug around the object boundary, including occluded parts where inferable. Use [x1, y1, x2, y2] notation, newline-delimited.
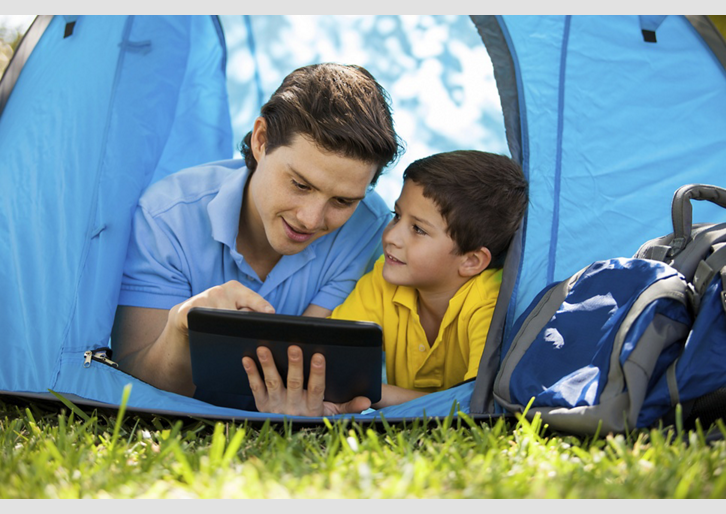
[2, 389, 726, 498]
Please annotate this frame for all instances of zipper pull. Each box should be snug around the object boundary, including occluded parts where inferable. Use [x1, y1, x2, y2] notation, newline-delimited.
[83, 347, 119, 369]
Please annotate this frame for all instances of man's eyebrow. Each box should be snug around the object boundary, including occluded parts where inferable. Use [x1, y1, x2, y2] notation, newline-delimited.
[290, 168, 366, 202]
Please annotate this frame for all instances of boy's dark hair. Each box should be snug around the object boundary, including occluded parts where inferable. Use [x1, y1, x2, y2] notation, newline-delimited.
[403, 150, 528, 265]
[240, 63, 403, 186]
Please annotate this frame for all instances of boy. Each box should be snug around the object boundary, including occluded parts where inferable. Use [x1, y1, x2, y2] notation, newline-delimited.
[244, 150, 528, 413]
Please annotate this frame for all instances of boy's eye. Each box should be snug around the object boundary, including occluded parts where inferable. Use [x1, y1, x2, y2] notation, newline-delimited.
[413, 224, 427, 236]
[390, 210, 400, 222]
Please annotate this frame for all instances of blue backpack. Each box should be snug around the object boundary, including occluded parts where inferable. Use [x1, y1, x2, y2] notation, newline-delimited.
[493, 184, 726, 435]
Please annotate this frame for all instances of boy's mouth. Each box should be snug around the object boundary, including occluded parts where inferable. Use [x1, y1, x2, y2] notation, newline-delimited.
[385, 253, 405, 265]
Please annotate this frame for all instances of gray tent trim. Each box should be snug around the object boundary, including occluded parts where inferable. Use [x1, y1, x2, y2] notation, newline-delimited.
[0, 15, 52, 117]
[685, 15, 726, 72]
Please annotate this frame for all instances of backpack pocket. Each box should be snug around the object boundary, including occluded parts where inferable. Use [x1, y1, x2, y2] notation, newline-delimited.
[494, 258, 691, 435]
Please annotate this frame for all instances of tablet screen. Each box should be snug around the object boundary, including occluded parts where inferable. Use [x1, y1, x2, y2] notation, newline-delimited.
[188, 307, 383, 408]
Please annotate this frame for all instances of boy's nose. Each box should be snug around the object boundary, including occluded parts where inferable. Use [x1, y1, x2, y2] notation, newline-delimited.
[383, 221, 402, 246]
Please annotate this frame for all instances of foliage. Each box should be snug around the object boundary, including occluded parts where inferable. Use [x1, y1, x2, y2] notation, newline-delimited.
[1, 390, 725, 499]
[0, 22, 25, 79]
[0, 22, 24, 50]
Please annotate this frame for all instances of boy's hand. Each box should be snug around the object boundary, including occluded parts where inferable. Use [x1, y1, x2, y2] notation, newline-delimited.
[243, 345, 372, 417]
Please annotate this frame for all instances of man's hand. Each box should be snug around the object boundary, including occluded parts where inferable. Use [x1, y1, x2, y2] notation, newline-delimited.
[113, 280, 275, 396]
[243, 345, 372, 417]
[169, 280, 275, 337]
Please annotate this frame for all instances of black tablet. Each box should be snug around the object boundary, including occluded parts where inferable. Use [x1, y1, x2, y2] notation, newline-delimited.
[188, 307, 383, 409]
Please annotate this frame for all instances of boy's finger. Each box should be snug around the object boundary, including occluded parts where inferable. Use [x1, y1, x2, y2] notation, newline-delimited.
[324, 396, 371, 416]
[306, 353, 326, 415]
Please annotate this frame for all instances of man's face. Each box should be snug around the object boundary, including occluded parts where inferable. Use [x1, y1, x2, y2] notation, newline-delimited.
[245, 131, 377, 258]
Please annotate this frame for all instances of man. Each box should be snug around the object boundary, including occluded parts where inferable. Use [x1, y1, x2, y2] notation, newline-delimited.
[111, 63, 402, 414]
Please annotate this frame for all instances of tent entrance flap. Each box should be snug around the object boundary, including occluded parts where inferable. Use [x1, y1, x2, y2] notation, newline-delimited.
[1, 15, 726, 422]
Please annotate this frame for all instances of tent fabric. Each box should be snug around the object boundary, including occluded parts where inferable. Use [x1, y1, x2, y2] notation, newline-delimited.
[0, 15, 238, 416]
[469, 15, 726, 415]
[476, 15, 726, 326]
[2, 15, 726, 423]
[0, 14, 469, 422]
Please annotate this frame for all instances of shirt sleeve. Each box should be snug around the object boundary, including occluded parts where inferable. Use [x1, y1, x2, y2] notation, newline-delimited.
[463, 273, 501, 381]
[117, 203, 192, 310]
[329, 257, 386, 327]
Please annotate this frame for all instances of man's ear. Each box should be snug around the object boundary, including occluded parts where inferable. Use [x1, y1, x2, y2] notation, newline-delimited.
[458, 247, 492, 278]
[250, 117, 267, 161]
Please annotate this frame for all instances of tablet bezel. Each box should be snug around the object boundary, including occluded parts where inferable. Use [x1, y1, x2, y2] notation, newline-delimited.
[188, 307, 383, 406]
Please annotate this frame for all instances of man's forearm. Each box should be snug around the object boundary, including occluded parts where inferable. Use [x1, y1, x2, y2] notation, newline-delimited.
[116, 325, 195, 397]
[112, 305, 195, 397]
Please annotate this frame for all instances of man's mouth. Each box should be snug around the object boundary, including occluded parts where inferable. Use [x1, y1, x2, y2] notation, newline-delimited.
[282, 218, 315, 243]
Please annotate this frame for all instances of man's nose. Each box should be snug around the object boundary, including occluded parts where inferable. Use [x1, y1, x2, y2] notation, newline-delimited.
[297, 200, 326, 231]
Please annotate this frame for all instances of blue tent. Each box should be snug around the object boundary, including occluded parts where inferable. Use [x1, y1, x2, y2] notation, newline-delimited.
[1, 15, 725, 423]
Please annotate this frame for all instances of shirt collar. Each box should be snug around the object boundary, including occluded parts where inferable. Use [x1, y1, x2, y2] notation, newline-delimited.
[392, 284, 418, 311]
[207, 165, 248, 251]
[392, 278, 477, 323]
[206, 165, 318, 284]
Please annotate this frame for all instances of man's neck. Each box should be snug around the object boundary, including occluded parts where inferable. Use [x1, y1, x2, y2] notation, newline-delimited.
[236, 181, 281, 282]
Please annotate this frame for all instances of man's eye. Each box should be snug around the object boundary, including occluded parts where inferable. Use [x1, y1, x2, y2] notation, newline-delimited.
[335, 198, 354, 208]
[292, 180, 310, 191]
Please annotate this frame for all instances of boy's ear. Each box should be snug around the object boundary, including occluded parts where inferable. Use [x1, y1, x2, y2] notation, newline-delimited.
[250, 117, 268, 160]
[458, 247, 492, 278]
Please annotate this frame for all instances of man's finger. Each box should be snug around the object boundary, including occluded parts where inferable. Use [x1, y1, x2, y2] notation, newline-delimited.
[305, 353, 326, 415]
[256, 346, 284, 407]
[242, 356, 269, 410]
[285, 345, 305, 412]
[226, 281, 275, 314]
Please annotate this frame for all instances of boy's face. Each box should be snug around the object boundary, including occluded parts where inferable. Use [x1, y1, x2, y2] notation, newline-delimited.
[382, 181, 466, 294]
[246, 130, 377, 258]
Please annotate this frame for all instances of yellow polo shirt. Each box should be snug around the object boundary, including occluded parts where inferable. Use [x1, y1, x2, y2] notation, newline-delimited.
[331, 256, 502, 392]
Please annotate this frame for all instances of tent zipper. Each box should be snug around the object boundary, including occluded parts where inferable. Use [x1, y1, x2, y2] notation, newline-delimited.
[83, 347, 118, 369]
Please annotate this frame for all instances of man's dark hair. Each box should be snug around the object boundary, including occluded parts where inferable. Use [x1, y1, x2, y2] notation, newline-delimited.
[403, 150, 528, 265]
[240, 63, 403, 186]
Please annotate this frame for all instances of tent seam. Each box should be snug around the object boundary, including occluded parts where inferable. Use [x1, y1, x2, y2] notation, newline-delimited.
[50, 15, 136, 390]
[547, 16, 571, 285]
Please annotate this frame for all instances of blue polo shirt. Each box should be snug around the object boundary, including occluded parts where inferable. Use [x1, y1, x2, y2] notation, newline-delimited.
[118, 159, 391, 314]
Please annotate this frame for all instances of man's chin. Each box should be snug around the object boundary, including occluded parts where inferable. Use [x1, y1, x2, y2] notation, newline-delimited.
[272, 234, 320, 255]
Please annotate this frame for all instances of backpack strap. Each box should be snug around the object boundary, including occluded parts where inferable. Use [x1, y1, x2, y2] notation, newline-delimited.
[666, 359, 681, 407]
[692, 243, 726, 313]
[671, 185, 726, 257]
[663, 243, 726, 410]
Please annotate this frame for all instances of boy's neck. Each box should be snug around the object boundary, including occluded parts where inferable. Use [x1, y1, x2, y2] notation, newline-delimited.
[416, 282, 467, 346]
